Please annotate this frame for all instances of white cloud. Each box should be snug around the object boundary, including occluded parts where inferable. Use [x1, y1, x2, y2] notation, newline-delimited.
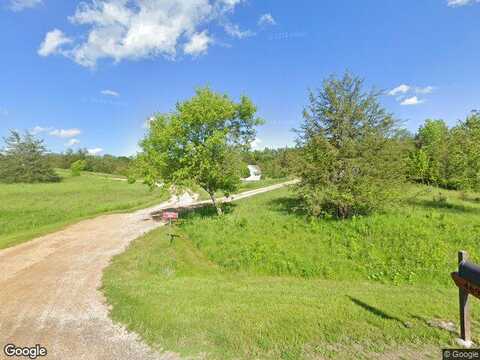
[400, 96, 424, 106]
[88, 148, 104, 155]
[184, 31, 212, 56]
[223, 22, 255, 39]
[50, 128, 82, 138]
[30, 126, 51, 135]
[389, 84, 435, 106]
[219, 0, 243, 8]
[8, 0, 42, 11]
[448, 0, 480, 6]
[66, 139, 81, 146]
[258, 13, 276, 26]
[40, 0, 246, 67]
[101, 89, 120, 97]
[415, 86, 435, 94]
[38, 29, 73, 57]
[388, 84, 410, 96]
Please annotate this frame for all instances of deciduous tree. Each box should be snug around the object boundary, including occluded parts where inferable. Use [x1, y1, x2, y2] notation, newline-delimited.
[139, 88, 263, 214]
[447, 112, 480, 190]
[409, 119, 449, 185]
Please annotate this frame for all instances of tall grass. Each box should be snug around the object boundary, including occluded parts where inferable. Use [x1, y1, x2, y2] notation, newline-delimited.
[180, 185, 480, 286]
[103, 184, 480, 359]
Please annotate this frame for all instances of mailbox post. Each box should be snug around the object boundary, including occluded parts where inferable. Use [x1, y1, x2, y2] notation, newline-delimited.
[458, 251, 471, 343]
[450, 250, 480, 345]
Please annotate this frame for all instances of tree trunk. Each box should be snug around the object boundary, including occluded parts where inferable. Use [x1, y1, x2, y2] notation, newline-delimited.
[209, 193, 223, 215]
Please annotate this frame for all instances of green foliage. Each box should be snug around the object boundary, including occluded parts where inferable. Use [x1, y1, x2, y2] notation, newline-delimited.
[240, 163, 251, 178]
[0, 130, 60, 184]
[70, 159, 87, 176]
[104, 186, 478, 359]
[408, 113, 480, 191]
[447, 112, 480, 191]
[47, 149, 132, 176]
[408, 119, 449, 185]
[408, 149, 430, 184]
[296, 73, 405, 219]
[139, 87, 263, 214]
[175, 186, 480, 285]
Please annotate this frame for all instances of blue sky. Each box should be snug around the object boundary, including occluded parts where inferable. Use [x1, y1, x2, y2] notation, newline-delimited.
[0, 0, 478, 156]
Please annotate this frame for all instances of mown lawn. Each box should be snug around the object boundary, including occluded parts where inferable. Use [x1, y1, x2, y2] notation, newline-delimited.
[0, 170, 168, 249]
[103, 185, 480, 359]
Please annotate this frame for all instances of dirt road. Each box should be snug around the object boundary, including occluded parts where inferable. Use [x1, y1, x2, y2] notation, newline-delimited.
[0, 181, 297, 360]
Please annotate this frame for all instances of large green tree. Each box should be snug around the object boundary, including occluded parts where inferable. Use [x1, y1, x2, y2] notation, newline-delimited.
[0, 130, 60, 184]
[139, 88, 263, 214]
[296, 73, 405, 219]
[447, 111, 480, 190]
[408, 119, 449, 185]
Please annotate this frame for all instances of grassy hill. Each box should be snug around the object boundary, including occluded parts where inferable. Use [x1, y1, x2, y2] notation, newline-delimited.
[103, 184, 480, 359]
[0, 170, 169, 249]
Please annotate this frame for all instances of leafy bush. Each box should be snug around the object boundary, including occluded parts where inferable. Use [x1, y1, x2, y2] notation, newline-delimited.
[0, 131, 60, 184]
[295, 73, 405, 219]
[70, 159, 86, 176]
[240, 163, 251, 178]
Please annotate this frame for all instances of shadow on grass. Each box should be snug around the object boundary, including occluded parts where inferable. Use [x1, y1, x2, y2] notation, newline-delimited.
[182, 203, 236, 219]
[348, 296, 409, 328]
[267, 196, 361, 223]
[407, 199, 480, 214]
[460, 195, 480, 205]
[267, 196, 307, 216]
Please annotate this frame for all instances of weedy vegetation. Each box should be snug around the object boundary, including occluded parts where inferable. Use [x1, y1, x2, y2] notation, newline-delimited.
[104, 186, 480, 359]
[102, 75, 480, 359]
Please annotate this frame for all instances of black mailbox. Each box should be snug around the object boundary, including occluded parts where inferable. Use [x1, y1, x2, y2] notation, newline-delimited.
[452, 251, 480, 345]
[459, 261, 480, 288]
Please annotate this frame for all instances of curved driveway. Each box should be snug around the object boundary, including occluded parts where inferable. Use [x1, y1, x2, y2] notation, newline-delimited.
[0, 181, 296, 360]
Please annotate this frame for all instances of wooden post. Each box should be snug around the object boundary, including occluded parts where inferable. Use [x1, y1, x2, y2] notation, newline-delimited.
[459, 250, 471, 343]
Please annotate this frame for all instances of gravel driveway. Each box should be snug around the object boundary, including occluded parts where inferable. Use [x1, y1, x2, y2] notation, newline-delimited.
[0, 181, 296, 360]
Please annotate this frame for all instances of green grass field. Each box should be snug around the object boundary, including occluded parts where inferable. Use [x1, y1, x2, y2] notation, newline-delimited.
[0, 170, 168, 249]
[103, 184, 480, 359]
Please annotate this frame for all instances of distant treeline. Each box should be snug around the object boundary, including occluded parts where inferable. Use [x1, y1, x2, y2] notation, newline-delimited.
[46, 149, 133, 176]
[46, 147, 300, 179]
[407, 113, 480, 191]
